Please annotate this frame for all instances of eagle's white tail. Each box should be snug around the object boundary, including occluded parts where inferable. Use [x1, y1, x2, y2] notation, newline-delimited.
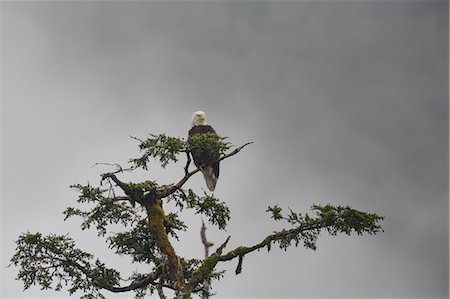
[201, 166, 217, 192]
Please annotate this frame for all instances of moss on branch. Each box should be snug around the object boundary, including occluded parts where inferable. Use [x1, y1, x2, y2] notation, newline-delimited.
[188, 253, 220, 289]
[185, 204, 384, 289]
[145, 200, 183, 285]
[10, 131, 382, 299]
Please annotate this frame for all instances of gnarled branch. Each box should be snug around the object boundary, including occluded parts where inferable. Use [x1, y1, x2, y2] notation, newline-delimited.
[187, 204, 383, 289]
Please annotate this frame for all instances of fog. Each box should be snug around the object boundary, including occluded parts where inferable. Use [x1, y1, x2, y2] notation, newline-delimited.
[2, 1, 448, 298]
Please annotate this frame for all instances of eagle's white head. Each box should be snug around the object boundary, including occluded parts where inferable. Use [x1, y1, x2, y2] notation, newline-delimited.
[191, 111, 207, 127]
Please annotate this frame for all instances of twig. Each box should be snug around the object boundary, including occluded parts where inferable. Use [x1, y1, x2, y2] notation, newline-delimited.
[235, 255, 243, 275]
[200, 220, 214, 299]
[184, 152, 192, 176]
[215, 236, 231, 255]
[200, 220, 214, 258]
[156, 282, 167, 299]
[101, 173, 129, 192]
[91, 162, 135, 174]
[129, 135, 144, 143]
[219, 142, 254, 162]
[111, 196, 131, 202]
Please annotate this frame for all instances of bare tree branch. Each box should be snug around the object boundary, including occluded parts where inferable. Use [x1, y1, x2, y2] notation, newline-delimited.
[201, 220, 214, 257]
[218, 142, 254, 162]
[156, 282, 167, 299]
[101, 173, 130, 194]
[184, 152, 192, 176]
[102, 274, 160, 293]
[92, 162, 123, 172]
[111, 196, 131, 202]
[215, 236, 231, 255]
[200, 220, 214, 299]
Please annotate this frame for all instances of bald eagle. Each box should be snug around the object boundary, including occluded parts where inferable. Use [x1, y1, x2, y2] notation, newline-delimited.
[189, 111, 220, 192]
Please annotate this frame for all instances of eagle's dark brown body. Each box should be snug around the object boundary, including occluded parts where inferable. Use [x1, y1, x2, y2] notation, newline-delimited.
[188, 125, 220, 191]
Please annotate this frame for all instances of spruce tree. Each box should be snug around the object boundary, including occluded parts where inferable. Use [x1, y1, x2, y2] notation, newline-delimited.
[10, 133, 384, 298]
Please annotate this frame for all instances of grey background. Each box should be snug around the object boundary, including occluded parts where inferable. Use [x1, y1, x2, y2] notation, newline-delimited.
[1, 1, 448, 298]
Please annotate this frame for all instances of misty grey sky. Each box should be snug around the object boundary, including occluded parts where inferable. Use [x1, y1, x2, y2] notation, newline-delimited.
[1, 1, 448, 298]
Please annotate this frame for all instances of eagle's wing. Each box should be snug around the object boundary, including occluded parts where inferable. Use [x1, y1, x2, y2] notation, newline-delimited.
[188, 125, 220, 191]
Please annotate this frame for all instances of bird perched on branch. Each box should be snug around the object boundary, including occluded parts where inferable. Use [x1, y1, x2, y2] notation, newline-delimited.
[188, 111, 220, 192]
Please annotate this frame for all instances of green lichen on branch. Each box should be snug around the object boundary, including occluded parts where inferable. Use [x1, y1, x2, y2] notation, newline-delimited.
[189, 253, 220, 289]
[145, 199, 183, 287]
